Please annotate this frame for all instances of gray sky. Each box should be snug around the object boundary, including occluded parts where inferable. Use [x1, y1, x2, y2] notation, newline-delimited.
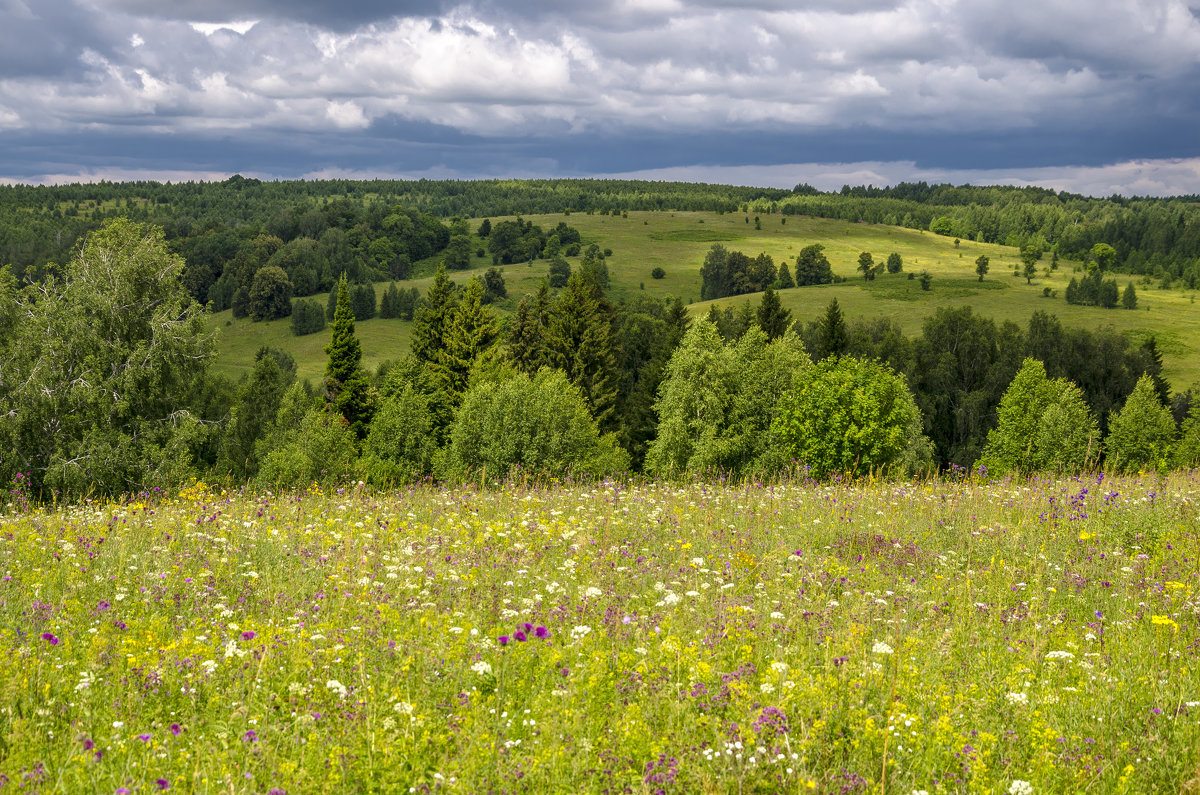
[2, 0, 1199, 195]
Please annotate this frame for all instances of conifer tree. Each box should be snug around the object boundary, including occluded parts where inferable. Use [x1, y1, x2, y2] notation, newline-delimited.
[430, 279, 499, 405]
[508, 282, 552, 374]
[1122, 282, 1138, 310]
[815, 298, 848, 360]
[325, 274, 373, 438]
[545, 272, 620, 429]
[776, 261, 795, 289]
[411, 265, 459, 368]
[756, 286, 791, 340]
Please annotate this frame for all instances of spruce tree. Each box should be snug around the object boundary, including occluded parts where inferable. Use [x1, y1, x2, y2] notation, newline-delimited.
[776, 262, 795, 289]
[816, 298, 848, 360]
[430, 279, 499, 405]
[1140, 336, 1171, 406]
[756, 287, 791, 340]
[411, 265, 459, 368]
[1122, 282, 1138, 310]
[508, 282, 551, 374]
[545, 272, 620, 429]
[325, 275, 373, 439]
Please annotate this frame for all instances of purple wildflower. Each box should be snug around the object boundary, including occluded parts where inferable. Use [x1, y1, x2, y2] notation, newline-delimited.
[41, 632, 59, 646]
[138, 734, 152, 743]
[170, 724, 181, 736]
[523, 622, 534, 632]
[514, 630, 527, 642]
[81, 738, 94, 751]
[535, 626, 549, 639]
[156, 779, 170, 790]
[243, 730, 258, 743]
[241, 631, 256, 641]
[498, 635, 510, 647]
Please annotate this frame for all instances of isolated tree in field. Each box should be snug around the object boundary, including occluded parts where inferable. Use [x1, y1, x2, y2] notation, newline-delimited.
[977, 358, 1099, 475]
[793, 244, 834, 286]
[975, 254, 989, 281]
[756, 286, 791, 340]
[547, 256, 571, 288]
[886, 252, 903, 274]
[1105, 375, 1177, 473]
[1122, 282, 1138, 310]
[325, 275, 373, 438]
[858, 252, 875, 280]
[291, 297, 327, 335]
[0, 219, 215, 495]
[772, 355, 931, 479]
[441, 368, 629, 481]
[1020, 245, 1042, 284]
[411, 266, 459, 368]
[248, 265, 293, 321]
[919, 271, 932, 291]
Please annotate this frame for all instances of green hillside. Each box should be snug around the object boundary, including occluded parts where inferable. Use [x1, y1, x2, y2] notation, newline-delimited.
[209, 210, 1200, 386]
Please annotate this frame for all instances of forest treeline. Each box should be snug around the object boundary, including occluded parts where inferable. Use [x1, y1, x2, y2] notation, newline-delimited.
[2, 177, 1198, 291]
[2, 220, 1197, 501]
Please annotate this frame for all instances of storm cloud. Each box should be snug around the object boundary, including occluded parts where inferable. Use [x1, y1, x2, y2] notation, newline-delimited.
[1, 0, 1198, 194]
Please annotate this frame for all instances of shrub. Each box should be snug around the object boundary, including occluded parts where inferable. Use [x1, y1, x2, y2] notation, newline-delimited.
[651, 267, 666, 280]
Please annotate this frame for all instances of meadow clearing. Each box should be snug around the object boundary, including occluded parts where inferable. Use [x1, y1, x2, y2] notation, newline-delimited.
[208, 211, 1200, 388]
[3, 473, 1200, 793]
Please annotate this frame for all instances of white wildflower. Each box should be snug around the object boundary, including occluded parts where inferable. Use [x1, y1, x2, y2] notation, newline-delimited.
[1045, 651, 1075, 661]
[662, 592, 681, 606]
[1009, 780, 1034, 795]
[583, 587, 603, 599]
[326, 679, 348, 699]
[770, 611, 785, 620]
[571, 625, 592, 640]
[470, 661, 493, 676]
[771, 662, 789, 674]
[394, 701, 414, 715]
[1006, 692, 1028, 705]
[872, 641, 894, 655]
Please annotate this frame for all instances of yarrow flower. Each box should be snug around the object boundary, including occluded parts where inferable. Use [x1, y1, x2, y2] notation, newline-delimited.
[1006, 692, 1029, 706]
[1009, 780, 1033, 795]
[871, 641, 894, 655]
[1045, 651, 1075, 661]
[325, 679, 348, 699]
[470, 661, 493, 676]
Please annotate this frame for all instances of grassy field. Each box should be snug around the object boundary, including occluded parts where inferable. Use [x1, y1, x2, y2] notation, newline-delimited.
[3, 474, 1200, 792]
[208, 211, 1200, 386]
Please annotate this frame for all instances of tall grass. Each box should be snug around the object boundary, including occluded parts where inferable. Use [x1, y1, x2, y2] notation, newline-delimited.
[2, 473, 1199, 792]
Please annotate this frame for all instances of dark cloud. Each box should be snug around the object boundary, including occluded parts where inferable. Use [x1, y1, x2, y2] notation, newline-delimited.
[97, 0, 442, 29]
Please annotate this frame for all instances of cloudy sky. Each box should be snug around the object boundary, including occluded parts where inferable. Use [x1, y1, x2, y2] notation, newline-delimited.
[2, 0, 1199, 195]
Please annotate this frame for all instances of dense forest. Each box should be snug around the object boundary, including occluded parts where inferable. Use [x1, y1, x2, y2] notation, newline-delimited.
[1, 177, 1199, 499]
[1, 216, 1197, 500]
[3, 177, 1198, 293]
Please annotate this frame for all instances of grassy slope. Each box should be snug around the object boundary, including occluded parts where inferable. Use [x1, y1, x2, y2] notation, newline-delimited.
[209, 210, 1200, 387]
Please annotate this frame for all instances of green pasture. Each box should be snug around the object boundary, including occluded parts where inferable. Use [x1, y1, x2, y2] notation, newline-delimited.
[208, 210, 1200, 387]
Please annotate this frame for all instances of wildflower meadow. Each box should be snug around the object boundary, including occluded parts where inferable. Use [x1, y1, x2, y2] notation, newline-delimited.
[3, 473, 1200, 793]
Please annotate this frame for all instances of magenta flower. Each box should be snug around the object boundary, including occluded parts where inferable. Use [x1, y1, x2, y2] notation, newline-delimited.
[514, 630, 527, 642]
[243, 730, 258, 743]
[41, 632, 59, 645]
[81, 738, 94, 751]
[156, 779, 170, 790]
[498, 635, 510, 647]
[535, 626, 549, 639]
[138, 734, 152, 743]
[241, 631, 256, 641]
[522, 622, 533, 632]
[170, 724, 181, 736]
